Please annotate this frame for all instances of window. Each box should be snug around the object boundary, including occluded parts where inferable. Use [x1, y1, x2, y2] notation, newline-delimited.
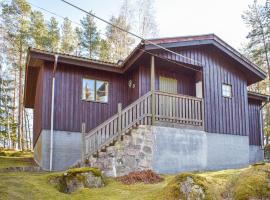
[222, 84, 232, 98]
[82, 78, 109, 103]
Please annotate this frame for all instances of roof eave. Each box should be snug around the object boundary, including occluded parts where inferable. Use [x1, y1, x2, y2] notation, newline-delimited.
[145, 39, 266, 82]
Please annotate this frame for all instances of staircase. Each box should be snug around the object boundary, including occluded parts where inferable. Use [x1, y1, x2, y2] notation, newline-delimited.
[82, 91, 204, 159]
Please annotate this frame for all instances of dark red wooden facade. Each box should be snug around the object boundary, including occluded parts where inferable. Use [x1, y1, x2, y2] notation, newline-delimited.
[248, 98, 262, 146]
[25, 35, 267, 147]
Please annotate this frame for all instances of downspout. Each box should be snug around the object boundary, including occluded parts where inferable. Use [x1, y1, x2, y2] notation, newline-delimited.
[49, 55, 58, 171]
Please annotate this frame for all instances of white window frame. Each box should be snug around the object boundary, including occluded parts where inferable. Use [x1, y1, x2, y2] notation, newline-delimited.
[222, 83, 232, 98]
[82, 78, 109, 103]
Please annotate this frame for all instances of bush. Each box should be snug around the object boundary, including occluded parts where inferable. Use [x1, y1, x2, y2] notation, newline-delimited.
[117, 170, 164, 185]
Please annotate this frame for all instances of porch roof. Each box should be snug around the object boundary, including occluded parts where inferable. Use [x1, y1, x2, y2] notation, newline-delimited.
[248, 91, 270, 102]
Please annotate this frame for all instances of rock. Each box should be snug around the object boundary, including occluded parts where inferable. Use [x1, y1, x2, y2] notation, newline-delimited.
[143, 146, 152, 154]
[180, 176, 205, 200]
[51, 167, 104, 194]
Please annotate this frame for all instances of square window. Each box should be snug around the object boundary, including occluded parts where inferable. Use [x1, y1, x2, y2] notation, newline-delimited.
[82, 78, 109, 102]
[222, 84, 232, 98]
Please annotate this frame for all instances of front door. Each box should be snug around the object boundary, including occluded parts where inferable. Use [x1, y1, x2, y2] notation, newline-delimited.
[159, 76, 178, 94]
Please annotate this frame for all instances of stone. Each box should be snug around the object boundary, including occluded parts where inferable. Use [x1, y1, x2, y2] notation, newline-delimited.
[136, 138, 143, 145]
[143, 146, 152, 154]
[53, 170, 104, 194]
[180, 177, 205, 200]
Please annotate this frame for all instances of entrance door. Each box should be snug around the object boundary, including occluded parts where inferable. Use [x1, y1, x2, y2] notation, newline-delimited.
[159, 76, 178, 94]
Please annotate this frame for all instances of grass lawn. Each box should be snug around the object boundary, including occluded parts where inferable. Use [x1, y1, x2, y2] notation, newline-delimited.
[0, 150, 270, 200]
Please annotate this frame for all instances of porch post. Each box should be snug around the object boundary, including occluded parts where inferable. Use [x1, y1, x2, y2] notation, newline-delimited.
[81, 122, 86, 165]
[151, 56, 155, 124]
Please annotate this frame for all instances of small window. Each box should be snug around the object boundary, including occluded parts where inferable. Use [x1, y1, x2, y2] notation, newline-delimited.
[222, 84, 232, 98]
[82, 78, 108, 103]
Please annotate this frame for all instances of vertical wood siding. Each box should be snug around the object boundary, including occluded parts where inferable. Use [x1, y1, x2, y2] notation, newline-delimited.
[41, 62, 131, 133]
[139, 64, 196, 97]
[150, 46, 249, 135]
[248, 99, 262, 146]
[34, 44, 251, 139]
[33, 67, 43, 145]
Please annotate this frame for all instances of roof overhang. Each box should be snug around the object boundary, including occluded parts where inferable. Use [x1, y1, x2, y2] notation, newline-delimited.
[144, 34, 267, 85]
[248, 91, 270, 102]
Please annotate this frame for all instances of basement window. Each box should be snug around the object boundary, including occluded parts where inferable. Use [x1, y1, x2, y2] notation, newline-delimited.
[222, 83, 232, 98]
[82, 78, 109, 103]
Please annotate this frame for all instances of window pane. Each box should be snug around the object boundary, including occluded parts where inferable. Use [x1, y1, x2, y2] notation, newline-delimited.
[96, 81, 108, 102]
[82, 79, 95, 101]
[222, 84, 232, 97]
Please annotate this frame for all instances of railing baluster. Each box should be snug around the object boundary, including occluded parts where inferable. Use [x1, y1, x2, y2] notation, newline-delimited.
[84, 91, 204, 158]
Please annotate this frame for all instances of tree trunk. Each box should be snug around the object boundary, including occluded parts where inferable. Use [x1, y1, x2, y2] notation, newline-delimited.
[17, 42, 23, 150]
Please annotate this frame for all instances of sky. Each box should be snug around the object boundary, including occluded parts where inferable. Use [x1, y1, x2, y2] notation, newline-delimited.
[27, 0, 257, 51]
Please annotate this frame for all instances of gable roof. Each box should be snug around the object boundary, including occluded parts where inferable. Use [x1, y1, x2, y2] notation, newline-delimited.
[27, 34, 267, 79]
[143, 34, 267, 81]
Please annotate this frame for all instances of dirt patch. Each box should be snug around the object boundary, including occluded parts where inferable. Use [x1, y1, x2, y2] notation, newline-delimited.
[117, 170, 164, 185]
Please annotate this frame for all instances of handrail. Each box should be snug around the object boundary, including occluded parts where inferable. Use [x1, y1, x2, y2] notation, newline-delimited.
[84, 92, 152, 157]
[84, 91, 204, 157]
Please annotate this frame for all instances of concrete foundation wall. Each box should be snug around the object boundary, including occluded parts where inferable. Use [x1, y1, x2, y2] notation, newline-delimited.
[34, 130, 82, 171]
[34, 126, 263, 172]
[249, 145, 264, 164]
[152, 126, 250, 173]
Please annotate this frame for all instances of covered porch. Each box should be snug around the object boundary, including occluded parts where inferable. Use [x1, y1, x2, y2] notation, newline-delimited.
[149, 55, 204, 129]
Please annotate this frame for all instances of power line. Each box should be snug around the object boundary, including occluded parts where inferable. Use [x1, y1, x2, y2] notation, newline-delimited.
[26, 0, 202, 72]
[59, 0, 202, 66]
[139, 49, 201, 72]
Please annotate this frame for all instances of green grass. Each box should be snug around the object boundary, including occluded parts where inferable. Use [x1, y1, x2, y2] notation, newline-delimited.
[1, 151, 270, 200]
[0, 170, 174, 200]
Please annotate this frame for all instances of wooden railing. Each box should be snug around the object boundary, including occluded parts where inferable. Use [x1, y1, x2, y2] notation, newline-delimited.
[83, 91, 204, 158]
[84, 92, 152, 157]
[154, 91, 204, 127]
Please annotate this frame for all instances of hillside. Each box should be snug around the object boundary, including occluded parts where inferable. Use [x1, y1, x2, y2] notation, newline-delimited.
[0, 150, 270, 200]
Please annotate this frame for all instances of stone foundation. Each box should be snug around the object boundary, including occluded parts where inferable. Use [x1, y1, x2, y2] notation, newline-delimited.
[88, 126, 154, 176]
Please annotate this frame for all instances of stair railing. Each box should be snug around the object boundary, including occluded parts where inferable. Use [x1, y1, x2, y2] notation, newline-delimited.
[84, 91, 152, 158]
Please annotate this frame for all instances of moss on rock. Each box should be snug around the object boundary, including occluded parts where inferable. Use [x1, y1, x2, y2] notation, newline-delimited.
[164, 173, 217, 200]
[50, 167, 104, 194]
[67, 167, 102, 177]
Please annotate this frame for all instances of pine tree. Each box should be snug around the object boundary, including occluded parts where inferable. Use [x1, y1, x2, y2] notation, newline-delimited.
[30, 11, 48, 49]
[60, 18, 77, 54]
[243, 0, 270, 144]
[46, 17, 60, 51]
[79, 13, 100, 58]
[1, 0, 31, 150]
[0, 76, 16, 149]
[75, 27, 83, 56]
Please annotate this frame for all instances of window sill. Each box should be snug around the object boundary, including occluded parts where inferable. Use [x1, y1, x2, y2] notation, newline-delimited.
[82, 99, 109, 104]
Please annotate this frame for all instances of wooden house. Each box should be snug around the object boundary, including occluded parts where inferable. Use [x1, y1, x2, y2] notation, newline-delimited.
[24, 34, 269, 173]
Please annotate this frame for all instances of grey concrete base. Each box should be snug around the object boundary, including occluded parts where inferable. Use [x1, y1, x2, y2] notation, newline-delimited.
[34, 130, 82, 171]
[34, 126, 260, 173]
[152, 126, 250, 174]
[249, 145, 264, 164]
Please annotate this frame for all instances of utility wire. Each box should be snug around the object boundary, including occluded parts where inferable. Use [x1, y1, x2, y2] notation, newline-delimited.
[26, 1, 202, 72]
[60, 0, 202, 66]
